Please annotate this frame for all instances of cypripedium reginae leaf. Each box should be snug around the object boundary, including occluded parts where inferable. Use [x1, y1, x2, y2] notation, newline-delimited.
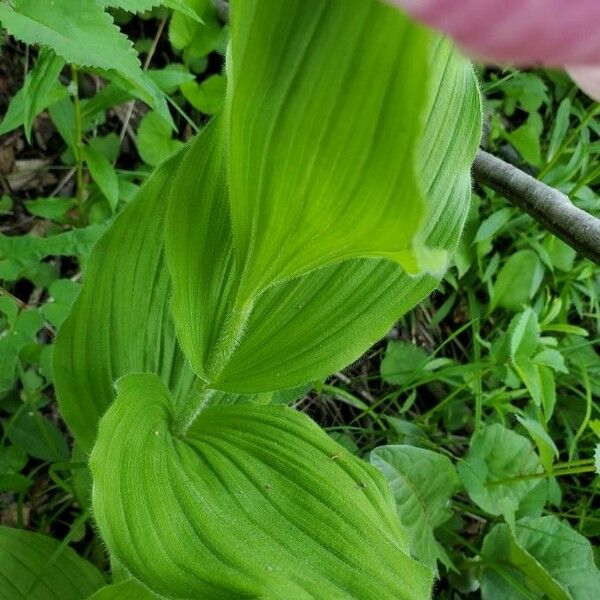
[165, 20, 481, 396]
[0, 526, 104, 599]
[87, 580, 161, 599]
[54, 151, 198, 453]
[91, 373, 433, 599]
[226, 0, 432, 297]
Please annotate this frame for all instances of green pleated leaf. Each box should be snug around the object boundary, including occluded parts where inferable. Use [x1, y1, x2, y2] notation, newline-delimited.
[165, 30, 481, 392]
[91, 373, 433, 599]
[0, 526, 104, 600]
[55, 4, 479, 447]
[227, 0, 432, 296]
[53, 151, 197, 452]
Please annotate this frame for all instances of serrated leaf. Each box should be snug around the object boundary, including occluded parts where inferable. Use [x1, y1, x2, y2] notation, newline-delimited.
[0, 0, 170, 125]
[481, 517, 600, 600]
[102, 0, 203, 22]
[91, 373, 433, 599]
[458, 423, 543, 517]
[0, 526, 104, 599]
[371, 445, 460, 571]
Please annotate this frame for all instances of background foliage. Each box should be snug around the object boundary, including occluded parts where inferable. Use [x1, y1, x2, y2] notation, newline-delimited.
[0, 1, 599, 598]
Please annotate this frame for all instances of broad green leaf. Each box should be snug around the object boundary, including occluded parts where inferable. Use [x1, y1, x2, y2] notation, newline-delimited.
[169, 0, 220, 55]
[458, 423, 543, 517]
[474, 207, 512, 243]
[147, 64, 195, 93]
[0, 195, 13, 215]
[165, 18, 481, 392]
[54, 151, 196, 452]
[0, 224, 106, 283]
[0, 0, 169, 124]
[371, 445, 460, 571]
[87, 580, 160, 599]
[0, 526, 104, 599]
[506, 112, 543, 167]
[481, 517, 600, 600]
[509, 309, 539, 360]
[380, 341, 429, 386]
[0, 444, 27, 475]
[91, 373, 433, 599]
[492, 250, 544, 311]
[101, 0, 161, 11]
[84, 145, 120, 212]
[228, 0, 432, 300]
[55, 2, 480, 446]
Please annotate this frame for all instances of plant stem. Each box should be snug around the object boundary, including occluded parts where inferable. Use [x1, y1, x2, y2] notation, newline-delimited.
[539, 102, 600, 179]
[489, 461, 596, 486]
[117, 16, 167, 150]
[71, 64, 85, 220]
[468, 289, 483, 433]
[175, 384, 218, 437]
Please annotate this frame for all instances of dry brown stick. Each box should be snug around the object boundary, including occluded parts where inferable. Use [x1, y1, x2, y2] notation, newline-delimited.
[117, 16, 168, 149]
[472, 149, 600, 265]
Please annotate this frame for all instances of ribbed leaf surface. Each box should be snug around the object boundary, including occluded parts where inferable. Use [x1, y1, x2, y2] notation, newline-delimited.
[166, 31, 481, 391]
[91, 374, 433, 599]
[54, 152, 197, 452]
[87, 580, 160, 599]
[0, 526, 104, 600]
[228, 0, 431, 297]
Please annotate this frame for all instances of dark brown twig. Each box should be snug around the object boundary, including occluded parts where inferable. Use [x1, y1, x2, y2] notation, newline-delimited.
[472, 149, 600, 265]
